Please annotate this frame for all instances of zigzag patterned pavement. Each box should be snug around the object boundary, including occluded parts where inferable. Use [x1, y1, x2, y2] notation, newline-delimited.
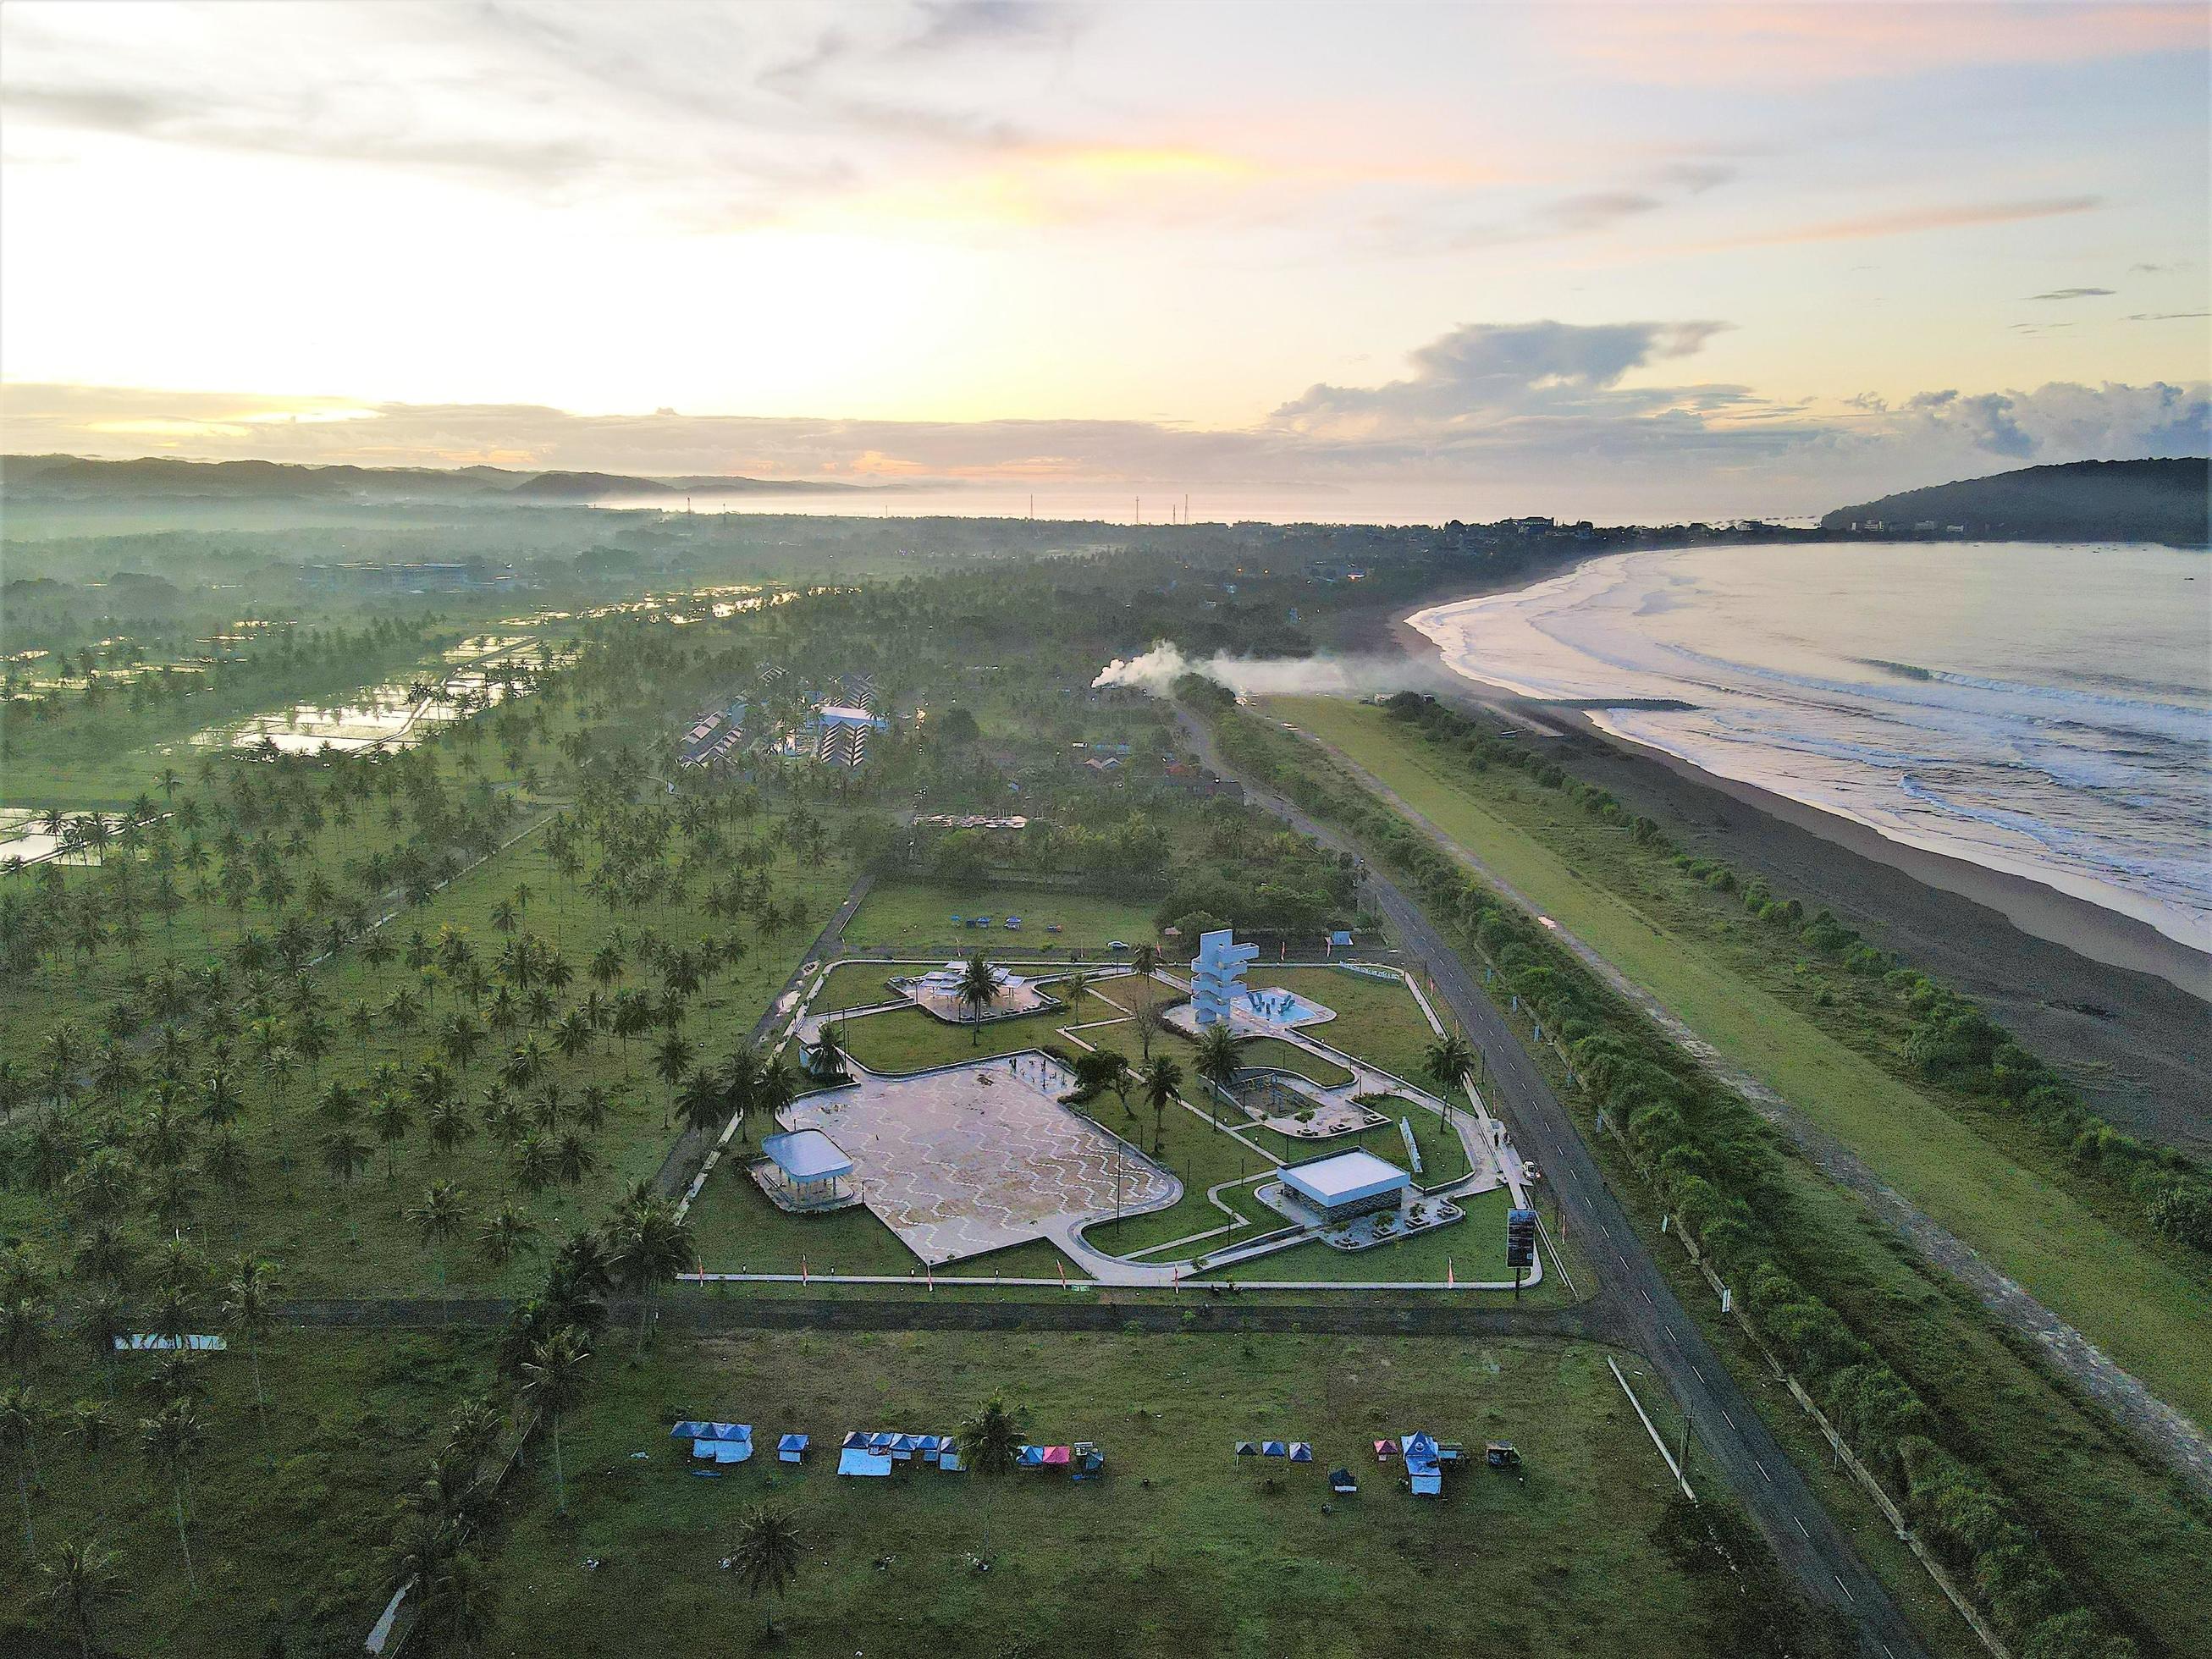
[786, 1055, 1178, 1264]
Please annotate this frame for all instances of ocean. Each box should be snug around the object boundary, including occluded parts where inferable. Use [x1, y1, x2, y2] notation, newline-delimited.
[1408, 543, 2212, 958]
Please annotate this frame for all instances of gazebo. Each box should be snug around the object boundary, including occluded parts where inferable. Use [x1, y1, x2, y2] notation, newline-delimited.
[759, 1129, 853, 1210]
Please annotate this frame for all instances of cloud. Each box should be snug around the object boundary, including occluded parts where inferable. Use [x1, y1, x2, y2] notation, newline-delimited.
[1690, 196, 2102, 252]
[2026, 287, 2115, 300]
[1553, 3, 2208, 86]
[6, 326, 2204, 522]
[2127, 311, 2209, 322]
[1268, 320, 1739, 435]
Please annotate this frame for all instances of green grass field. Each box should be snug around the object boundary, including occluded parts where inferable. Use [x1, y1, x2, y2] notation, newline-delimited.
[1248, 966, 1442, 1085]
[1271, 696, 2212, 1428]
[482, 1329, 1740, 1659]
[842, 880, 1161, 955]
[0, 1330, 481, 1657]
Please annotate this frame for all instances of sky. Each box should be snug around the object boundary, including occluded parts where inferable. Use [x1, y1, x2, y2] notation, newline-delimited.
[2, 0, 2208, 521]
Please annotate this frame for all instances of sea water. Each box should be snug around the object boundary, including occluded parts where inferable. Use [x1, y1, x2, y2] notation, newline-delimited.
[1409, 543, 2212, 956]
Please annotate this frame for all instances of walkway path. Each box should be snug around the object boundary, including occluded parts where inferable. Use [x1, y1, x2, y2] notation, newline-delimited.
[1291, 716, 2212, 1501]
[1177, 703, 1928, 1659]
[274, 1292, 1611, 1341]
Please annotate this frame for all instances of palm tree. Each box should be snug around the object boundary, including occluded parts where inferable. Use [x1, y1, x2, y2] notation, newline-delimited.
[477, 1203, 540, 1271]
[219, 1258, 279, 1457]
[0, 1382, 47, 1551]
[408, 1182, 469, 1315]
[1421, 1031, 1476, 1116]
[1138, 1055, 1183, 1154]
[606, 1195, 694, 1353]
[728, 1507, 803, 1636]
[36, 1536, 124, 1658]
[518, 1326, 592, 1515]
[1192, 1023, 1248, 1130]
[1131, 942, 1160, 978]
[955, 952, 1000, 1043]
[138, 1398, 205, 1590]
[956, 1395, 1025, 1562]
[369, 1089, 413, 1186]
[651, 1029, 695, 1127]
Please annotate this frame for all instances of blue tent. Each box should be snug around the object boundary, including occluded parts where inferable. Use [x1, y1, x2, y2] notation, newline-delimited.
[1288, 1442, 1314, 1463]
[869, 1430, 901, 1452]
[778, 1434, 808, 1463]
[915, 1434, 944, 1463]
[1015, 1444, 1047, 1469]
[1260, 1440, 1288, 1458]
[670, 1420, 710, 1439]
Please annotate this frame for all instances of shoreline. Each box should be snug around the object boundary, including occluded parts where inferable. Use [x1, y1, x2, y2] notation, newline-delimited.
[1384, 605, 2212, 1006]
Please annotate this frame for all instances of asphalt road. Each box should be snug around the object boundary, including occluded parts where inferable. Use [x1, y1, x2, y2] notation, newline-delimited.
[1177, 706, 1928, 1659]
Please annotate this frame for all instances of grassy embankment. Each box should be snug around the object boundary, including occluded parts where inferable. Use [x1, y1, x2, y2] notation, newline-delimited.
[1273, 694, 2212, 1429]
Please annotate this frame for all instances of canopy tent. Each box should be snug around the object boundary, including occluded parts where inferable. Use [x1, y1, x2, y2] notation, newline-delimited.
[1040, 1446, 1072, 1468]
[1373, 1438, 1399, 1460]
[837, 1447, 894, 1478]
[937, 1448, 964, 1473]
[1260, 1440, 1288, 1458]
[1288, 1442, 1314, 1463]
[1410, 1469, 1443, 1496]
[778, 1434, 809, 1463]
[1234, 1441, 1259, 1458]
[698, 1438, 753, 1464]
[1329, 1468, 1359, 1494]
[841, 1431, 868, 1449]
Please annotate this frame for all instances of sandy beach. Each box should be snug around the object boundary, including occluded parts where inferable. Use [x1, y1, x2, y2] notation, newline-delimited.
[1331, 592, 2211, 1155]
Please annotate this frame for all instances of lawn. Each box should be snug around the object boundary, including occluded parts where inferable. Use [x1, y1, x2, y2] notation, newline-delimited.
[807, 959, 913, 1016]
[1232, 1035, 1354, 1089]
[481, 1329, 1740, 1659]
[835, 1003, 1072, 1075]
[1248, 965, 1443, 1086]
[1203, 1185, 1519, 1284]
[1270, 696, 2212, 1428]
[842, 880, 1161, 956]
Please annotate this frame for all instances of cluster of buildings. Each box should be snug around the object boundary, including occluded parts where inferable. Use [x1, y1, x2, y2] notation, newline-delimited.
[676, 667, 888, 772]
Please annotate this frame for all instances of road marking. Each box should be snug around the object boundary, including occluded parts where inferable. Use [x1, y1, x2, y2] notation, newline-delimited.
[1720, 1408, 1735, 1430]
[1664, 1326, 1679, 1346]
[1757, 1459, 1773, 1484]
[1833, 1574, 1854, 1603]
[1639, 1288, 1652, 1304]
[1795, 1518, 1809, 1537]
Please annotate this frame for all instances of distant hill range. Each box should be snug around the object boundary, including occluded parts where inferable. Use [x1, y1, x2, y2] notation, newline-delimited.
[1821, 458, 2209, 546]
[0, 453, 878, 505]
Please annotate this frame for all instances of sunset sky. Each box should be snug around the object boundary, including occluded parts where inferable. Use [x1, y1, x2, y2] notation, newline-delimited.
[3, 0, 2207, 517]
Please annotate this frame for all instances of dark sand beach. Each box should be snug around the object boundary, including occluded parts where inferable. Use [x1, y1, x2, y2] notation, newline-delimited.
[1319, 588, 2209, 1155]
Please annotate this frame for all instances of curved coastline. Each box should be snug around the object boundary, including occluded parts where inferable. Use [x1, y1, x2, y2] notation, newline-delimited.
[1389, 600, 2212, 1004]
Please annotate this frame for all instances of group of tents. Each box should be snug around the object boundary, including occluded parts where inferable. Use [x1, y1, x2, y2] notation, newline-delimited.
[673, 1421, 1110, 1482]
[672, 1421, 811, 1469]
[834, 1430, 963, 1478]
[1233, 1430, 1506, 1498]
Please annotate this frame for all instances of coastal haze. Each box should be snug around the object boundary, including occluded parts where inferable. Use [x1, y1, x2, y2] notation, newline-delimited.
[1410, 543, 2212, 980]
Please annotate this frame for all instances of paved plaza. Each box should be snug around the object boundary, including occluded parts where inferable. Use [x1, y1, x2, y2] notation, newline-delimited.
[786, 1054, 1179, 1264]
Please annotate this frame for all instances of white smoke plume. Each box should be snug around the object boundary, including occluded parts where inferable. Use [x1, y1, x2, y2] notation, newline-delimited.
[1092, 642, 1429, 699]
